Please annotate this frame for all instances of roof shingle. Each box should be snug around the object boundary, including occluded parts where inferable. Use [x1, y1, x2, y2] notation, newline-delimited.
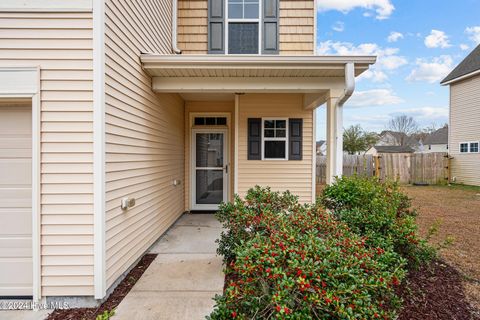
[441, 44, 480, 84]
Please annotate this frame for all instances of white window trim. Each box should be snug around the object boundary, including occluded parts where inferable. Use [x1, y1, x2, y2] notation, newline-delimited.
[459, 141, 479, 153]
[225, 0, 262, 55]
[261, 117, 288, 160]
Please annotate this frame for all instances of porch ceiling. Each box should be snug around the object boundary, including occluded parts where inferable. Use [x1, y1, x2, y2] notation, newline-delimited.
[140, 54, 376, 108]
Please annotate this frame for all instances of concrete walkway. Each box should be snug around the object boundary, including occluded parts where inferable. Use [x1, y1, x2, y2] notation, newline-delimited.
[113, 214, 224, 320]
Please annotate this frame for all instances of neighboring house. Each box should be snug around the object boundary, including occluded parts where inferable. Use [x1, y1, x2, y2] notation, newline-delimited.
[366, 145, 415, 156]
[420, 126, 448, 153]
[0, 0, 375, 304]
[441, 44, 480, 186]
[376, 130, 419, 148]
[316, 140, 326, 155]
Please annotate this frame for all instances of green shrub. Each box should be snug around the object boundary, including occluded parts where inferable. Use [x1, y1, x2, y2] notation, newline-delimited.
[215, 186, 300, 262]
[210, 186, 405, 319]
[320, 176, 435, 267]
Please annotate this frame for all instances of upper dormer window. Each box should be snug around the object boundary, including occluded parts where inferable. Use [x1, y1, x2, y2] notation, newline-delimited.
[208, 0, 279, 55]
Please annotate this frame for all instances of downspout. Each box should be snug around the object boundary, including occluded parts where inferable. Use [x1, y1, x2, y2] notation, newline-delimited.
[172, 0, 182, 54]
[337, 62, 355, 108]
[334, 62, 355, 177]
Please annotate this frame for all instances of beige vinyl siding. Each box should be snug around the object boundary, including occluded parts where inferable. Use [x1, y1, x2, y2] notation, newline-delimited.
[279, 0, 314, 55]
[0, 11, 94, 297]
[449, 75, 480, 186]
[177, 0, 314, 55]
[184, 101, 235, 210]
[105, 0, 186, 289]
[178, 0, 208, 54]
[238, 93, 313, 203]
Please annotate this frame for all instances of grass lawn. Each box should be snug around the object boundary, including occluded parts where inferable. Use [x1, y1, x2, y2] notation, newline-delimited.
[402, 184, 480, 311]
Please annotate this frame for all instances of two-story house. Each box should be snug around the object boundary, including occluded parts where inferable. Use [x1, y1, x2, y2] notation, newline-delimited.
[0, 0, 375, 305]
[441, 44, 480, 186]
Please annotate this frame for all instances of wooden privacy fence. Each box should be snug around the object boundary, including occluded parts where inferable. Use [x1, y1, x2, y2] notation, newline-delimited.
[316, 152, 449, 185]
[316, 154, 375, 184]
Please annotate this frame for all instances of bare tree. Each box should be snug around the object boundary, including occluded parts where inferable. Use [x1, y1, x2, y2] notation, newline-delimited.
[387, 115, 419, 146]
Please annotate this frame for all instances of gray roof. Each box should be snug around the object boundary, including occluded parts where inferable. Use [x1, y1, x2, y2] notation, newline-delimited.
[441, 44, 480, 84]
[424, 127, 448, 145]
[373, 145, 415, 153]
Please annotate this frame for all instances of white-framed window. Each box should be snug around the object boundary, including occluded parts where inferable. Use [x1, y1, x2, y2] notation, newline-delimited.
[470, 142, 479, 153]
[459, 142, 479, 153]
[226, 0, 261, 54]
[262, 118, 288, 160]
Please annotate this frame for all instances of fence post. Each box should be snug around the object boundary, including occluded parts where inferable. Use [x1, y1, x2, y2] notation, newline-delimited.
[374, 156, 381, 180]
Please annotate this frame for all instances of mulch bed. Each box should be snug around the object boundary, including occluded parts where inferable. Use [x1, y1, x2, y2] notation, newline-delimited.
[397, 259, 480, 320]
[46, 254, 157, 320]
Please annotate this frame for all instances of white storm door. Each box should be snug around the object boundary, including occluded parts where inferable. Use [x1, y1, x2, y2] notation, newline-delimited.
[192, 130, 228, 210]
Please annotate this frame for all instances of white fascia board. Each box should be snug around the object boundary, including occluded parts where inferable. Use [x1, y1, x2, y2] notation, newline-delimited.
[441, 69, 480, 86]
[141, 54, 377, 70]
[0, 0, 92, 12]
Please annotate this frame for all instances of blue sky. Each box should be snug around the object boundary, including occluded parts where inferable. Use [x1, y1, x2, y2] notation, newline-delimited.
[315, 0, 480, 140]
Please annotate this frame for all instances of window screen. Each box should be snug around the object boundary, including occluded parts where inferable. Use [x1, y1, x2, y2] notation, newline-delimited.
[228, 23, 259, 54]
[264, 141, 286, 158]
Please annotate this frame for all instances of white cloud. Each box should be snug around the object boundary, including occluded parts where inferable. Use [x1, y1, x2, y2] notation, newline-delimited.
[460, 44, 470, 51]
[332, 21, 345, 32]
[347, 89, 404, 107]
[331, 22, 344, 33]
[406, 56, 453, 83]
[317, 0, 394, 20]
[317, 41, 407, 82]
[387, 31, 403, 43]
[465, 26, 480, 44]
[424, 30, 451, 48]
[394, 107, 449, 121]
[358, 70, 388, 82]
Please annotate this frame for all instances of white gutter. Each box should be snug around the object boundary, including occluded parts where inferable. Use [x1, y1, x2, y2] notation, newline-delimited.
[172, 0, 182, 54]
[337, 62, 355, 107]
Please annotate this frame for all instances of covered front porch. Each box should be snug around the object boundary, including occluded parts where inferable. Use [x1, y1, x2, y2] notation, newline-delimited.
[141, 55, 376, 209]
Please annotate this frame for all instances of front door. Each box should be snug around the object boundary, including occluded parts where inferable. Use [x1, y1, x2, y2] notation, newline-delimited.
[192, 130, 228, 210]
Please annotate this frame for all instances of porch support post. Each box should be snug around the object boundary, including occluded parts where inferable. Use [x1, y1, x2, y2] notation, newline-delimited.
[326, 95, 343, 185]
[234, 94, 239, 196]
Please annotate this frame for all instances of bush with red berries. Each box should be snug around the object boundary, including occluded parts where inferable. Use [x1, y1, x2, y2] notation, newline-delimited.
[209, 186, 406, 319]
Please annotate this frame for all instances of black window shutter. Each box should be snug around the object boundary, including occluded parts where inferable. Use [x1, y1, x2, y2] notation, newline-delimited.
[289, 118, 303, 160]
[262, 0, 279, 54]
[248, 118, 262, 160]
[208, 0, 225, 54]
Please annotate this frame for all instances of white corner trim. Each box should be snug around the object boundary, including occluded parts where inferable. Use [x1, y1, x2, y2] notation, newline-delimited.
[93, 0, 106, 300]
[311, 109, 316, 202]
[234, 95, 239, 195]
[31, 69, 41, 303]
[313, 0, 317, 55]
